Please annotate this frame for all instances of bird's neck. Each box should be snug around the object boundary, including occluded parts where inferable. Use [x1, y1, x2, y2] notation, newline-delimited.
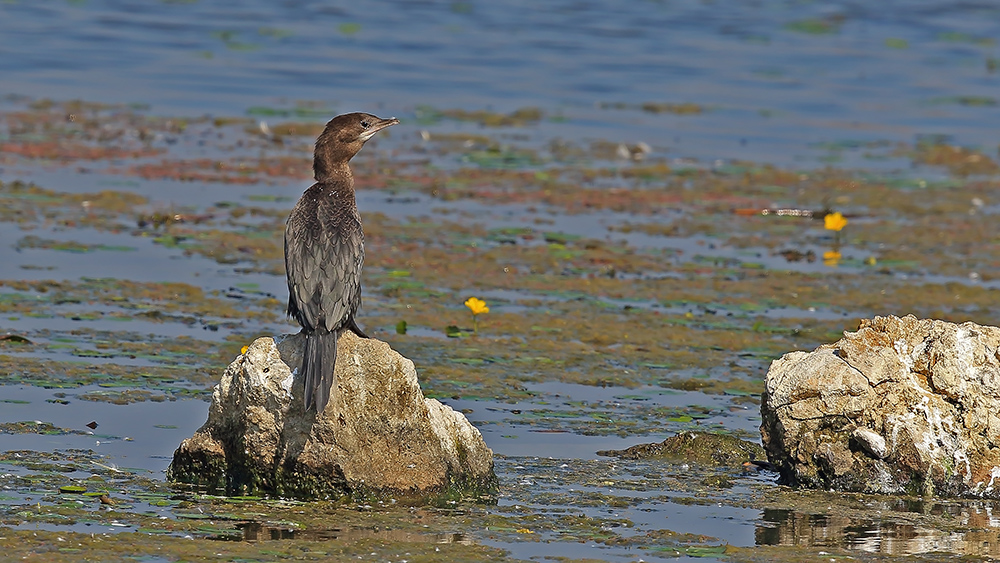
[315, 173, 357, 208]
[314, 161, 353, 184]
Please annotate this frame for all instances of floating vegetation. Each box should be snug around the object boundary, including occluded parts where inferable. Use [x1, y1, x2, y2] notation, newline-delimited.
[338, 22, 362, 35]
[415, 105, 544, 127]
[0, 421, 89, 436]
[784, 17, 843, 35]
[908, 143, 999, 176]
[15, 236, 137, 254]
[928, 95, 998, 107]
[937, 31, 996, 46]
[599, 101, 704, 115]
[2, 94, 1000, 561]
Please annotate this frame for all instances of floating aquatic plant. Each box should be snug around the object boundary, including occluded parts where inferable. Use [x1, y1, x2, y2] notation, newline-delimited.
[464, 297, 489, 335]
[824, 212, 847, 232]
[824, 212, 847, 259]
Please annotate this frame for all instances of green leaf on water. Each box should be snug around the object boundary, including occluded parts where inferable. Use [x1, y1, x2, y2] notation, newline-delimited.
[784, 18, 840, 34]
[338, 23, 362, 35]
[395, 320, 407, 335]
[59, 485, 87, 494]
[175, 512, 213, 520]
[685, 545, 729, 557]
[246, 106, 288, 117]
[246, 194, 292, 202]
[543, 232, 581, 244]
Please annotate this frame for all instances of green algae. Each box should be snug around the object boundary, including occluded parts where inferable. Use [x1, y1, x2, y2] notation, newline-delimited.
[597, 431, 766, 465]
[0, 277, 281, 329]
[0, 447, 993, 562]
[598, 102, 705, 115]
[414, 106, 544, 127]
[0, 421, 90, 436]
[784, 18, 842, 35]
[0, 449, 738, 561]
[4, 97, 1000, 560]
[0, 529, 515, 562]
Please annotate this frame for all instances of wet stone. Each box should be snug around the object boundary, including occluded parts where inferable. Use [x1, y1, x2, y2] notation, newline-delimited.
[761, 314, 1000, 498]
[168, 331, 497, 501]
[597, 430, 765, 467]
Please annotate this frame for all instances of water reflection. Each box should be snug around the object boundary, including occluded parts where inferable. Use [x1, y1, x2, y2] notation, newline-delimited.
[233, 521, 470, 544]
[757, 502, 1000, 557]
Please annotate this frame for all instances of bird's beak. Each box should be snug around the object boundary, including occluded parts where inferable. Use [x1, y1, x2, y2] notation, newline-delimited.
[360, 117, 399, 141]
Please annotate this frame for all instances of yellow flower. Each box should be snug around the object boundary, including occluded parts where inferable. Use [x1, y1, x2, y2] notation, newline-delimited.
[824, 212, 848, 232]
[465, 297, 489, 316]
[464, 297, 489, 335]
[241, 345, 249, 355]
[515, 528, 535, 534]
[822, 250, 842, 267]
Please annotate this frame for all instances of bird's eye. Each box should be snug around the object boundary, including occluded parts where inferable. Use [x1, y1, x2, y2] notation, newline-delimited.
[360, 120, 371, 129]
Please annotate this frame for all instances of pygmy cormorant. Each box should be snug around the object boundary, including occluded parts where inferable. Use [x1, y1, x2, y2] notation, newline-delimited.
[284, 112, 399, 413]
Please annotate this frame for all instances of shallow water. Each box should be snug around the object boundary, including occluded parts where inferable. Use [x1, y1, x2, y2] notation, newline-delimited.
[2, 1, 1000, 562]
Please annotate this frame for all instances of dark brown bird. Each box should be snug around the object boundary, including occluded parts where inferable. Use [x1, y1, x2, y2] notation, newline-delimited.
[285, 112, 399, 412]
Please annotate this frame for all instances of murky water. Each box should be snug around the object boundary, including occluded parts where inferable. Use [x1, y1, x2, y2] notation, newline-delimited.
[2, 1, 1000, 561]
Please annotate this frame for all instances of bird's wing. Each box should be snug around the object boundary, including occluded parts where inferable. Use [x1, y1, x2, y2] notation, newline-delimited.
[285, 200, 319, 330]
[284, 186, 364, 333]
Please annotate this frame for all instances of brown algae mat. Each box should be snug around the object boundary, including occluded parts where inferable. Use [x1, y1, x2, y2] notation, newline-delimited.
[2, 99, 1000, 561]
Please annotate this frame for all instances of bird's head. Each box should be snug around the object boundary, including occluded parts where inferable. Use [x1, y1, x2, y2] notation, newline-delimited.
[314, 112, 399, 180]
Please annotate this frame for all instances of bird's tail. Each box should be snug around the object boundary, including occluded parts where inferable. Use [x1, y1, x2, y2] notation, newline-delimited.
[302, 330, 338, 413]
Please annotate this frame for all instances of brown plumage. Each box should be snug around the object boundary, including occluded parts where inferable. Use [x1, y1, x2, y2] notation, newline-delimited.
[285, 112, 398, 412]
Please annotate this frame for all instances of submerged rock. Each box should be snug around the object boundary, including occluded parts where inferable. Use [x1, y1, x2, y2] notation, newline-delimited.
[598, 431, 765, 466]
[168, 332, 497, 500]
[761, 315, 1000, 498]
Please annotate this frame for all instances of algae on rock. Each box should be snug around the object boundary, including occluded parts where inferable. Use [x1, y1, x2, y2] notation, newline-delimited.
[599, 431, 765, 466]
[168, 331, 497, 501]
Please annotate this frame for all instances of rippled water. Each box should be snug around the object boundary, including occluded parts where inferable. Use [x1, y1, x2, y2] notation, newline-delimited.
[2, 0, 998, 165]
